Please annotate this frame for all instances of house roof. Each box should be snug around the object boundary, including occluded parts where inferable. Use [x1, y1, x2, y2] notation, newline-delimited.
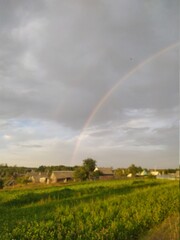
[27, 172, 48, 177]
[95, 167, 113, 175]
[51, 171, 74, 179]
[150, 171, 160, 176]
[140, 170, 148, 176]
[28, 172, 48, 181]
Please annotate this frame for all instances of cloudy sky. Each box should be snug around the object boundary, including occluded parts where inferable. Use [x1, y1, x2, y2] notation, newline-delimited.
[0, 0, 179, 168]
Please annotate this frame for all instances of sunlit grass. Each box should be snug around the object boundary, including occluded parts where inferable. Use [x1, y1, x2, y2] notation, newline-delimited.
[0, 179, 179, 240]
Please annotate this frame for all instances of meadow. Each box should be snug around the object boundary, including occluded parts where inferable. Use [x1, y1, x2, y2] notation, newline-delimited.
[0, 179, 179, 240]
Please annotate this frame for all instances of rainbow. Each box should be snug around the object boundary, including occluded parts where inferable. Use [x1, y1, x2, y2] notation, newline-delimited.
[71, 42, 179, 164]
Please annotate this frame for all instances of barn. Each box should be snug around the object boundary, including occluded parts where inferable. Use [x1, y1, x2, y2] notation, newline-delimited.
[50, 171, 74, 183]
[28, 172, 49, 183]
[94, 167, 114, 180]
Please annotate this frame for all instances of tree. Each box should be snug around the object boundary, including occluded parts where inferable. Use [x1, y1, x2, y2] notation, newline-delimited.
[83, 158, 96, 172]
[37, 165, 46, 172]
[90, 170, 101, 180]
[74, 167, 87, 181]
[114, 168, 126, 178]
[128, 164, 142, 177]
[0, 179, 4, 189]
[74, 159, 97, 181]
[83, 158, 96, 179]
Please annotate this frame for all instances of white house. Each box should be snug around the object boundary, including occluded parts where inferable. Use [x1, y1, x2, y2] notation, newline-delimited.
[140, 170, 148, 176]
[150, 171, 161, 176]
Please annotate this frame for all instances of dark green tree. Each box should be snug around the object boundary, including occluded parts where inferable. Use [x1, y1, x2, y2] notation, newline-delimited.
[83, 158, 96, 172]
[90, 170, 101, 180]
[37, 165, 46, 172]
[74, 167, 87, 181]
[128, 164, 142, 177]
[114, 168, 126, 178]
[83, 158, 96, 179]
[0, 179, 4, 189]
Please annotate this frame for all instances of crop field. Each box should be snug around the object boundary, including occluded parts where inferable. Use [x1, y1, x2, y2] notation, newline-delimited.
[0, 179, 179, 240]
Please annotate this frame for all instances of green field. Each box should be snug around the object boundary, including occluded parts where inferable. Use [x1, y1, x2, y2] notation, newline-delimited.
[0, 179, 179, 240]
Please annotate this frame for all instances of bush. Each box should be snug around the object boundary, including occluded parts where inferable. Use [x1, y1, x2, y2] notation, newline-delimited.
[0, 179, 4, 189]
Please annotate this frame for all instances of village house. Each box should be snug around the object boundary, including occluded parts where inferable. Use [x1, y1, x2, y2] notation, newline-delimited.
[127, 170, 148, 178]
[140, 170, 148, 176]
[127, 173, 132, 178]
[28, 172, 49, 183]
[175, 170, 180, 179]
[50, 171, 74, 183]
[94, 167, 114, 180]
[156, 172, 177, 180]
[150, 170, 161, 176]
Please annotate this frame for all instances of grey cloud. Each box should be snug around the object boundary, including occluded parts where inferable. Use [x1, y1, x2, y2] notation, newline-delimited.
[18, 144, 43, 148]
[1, 0, 178, 128]
[0, 0, 178, 167]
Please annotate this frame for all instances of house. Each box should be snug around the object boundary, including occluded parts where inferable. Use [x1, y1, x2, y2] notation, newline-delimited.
[156, 174, 176, 180]
[39, 176, 48, 183]
[150, 171, 161, 176]
[50, 171, 74, 183]
[127, 173, 132, 178]
[140, 170, 148, 176]
[94, 167, 114, 180]
[5, 178, 15, 186]
[28, 172, 48, 183]
[175, 170, 180, 179]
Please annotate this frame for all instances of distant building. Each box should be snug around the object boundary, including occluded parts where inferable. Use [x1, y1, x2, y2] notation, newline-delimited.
[140, 170, 148, 176]
[94, 167, 114, 180]
[28, 172, 48, 183]
[156, 174, 176, 180]
[175, 170, 180, 179]
[39, 176, 48, 183]
[50, 171, 74, 183]
[150, 171, 161, 176]
[127, 173, 132, 178]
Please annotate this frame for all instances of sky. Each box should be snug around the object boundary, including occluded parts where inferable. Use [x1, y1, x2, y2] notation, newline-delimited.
[0, 0, 179, 169]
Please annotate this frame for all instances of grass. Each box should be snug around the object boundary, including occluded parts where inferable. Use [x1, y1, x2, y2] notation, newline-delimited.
[0, 179, 179, 240]
[140, 213, 179, 240]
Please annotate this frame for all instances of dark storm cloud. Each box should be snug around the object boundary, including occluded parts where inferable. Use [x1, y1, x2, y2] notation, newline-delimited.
[0, 0, 178, 127]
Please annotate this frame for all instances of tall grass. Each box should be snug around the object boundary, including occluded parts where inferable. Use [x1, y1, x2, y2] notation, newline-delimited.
[0, 179, 179, 240]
